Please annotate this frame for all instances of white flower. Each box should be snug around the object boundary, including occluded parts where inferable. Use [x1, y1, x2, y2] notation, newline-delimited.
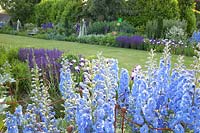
[80, 62, 84, 66]
[75, 66, 79, 70]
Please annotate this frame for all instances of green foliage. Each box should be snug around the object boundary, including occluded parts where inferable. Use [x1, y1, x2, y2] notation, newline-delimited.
[88, 21, 134, 35]
[60, 0, 82, 27]
[83, 0, 126, 21]
[0, 47, 31, 101]
[0, 0, 40, 23]
[34, 0, 82, 36]
[65, 34, 116, 47]
[146, 19, 187, 39]
[178, 0, 196, 35]
[24, 23, 36, 31]
[163, 19, 187, 35]
[145, 20, 158, 39]
[46, 23, 66, 40]
[11, 61, 31, 100]
[0, 25, 15, 35]
[185, 7, 196, 35]
[125, 0, 180, 27]
[34, 0, 55, 25]
[34, 0, 82, 26]
[165, 26, 187, 43]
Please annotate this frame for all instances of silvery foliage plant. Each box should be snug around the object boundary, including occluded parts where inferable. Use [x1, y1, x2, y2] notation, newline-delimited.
[0, 62, 15, 114]
[5, 66, 59, 133]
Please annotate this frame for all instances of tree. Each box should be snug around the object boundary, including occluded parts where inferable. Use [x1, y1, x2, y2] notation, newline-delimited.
[125, 0, 180, 27]
[35, 0, 82, 25]
[83, 0, 126, 21]
[178, 0, 196, 35]
[195, 1, 200, 29]
[0, 0, 41, 23]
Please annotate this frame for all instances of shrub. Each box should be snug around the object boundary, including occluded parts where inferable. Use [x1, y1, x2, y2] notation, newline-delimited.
[130, 36, 144, 49]
[162, 19, 187, 36]
[0, 47, 31, 102]
[88, 21, 134, 35]
[116, 36, 130, 48]
[87, 21, 108, 34]
[146, 19, 187, 39]
[68, 34, 116, 46]
[11, 61, 31, 100]
[0, 25, 15, 35]
[145, 20, 158, 39]
[46, 23, 66, 41]
[24, 23, 35, 31]
[165, 26, 187, 43]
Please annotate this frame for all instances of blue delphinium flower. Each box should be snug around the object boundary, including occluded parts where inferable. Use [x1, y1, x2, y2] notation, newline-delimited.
[127, 45, 200, 132]
[140, 124, 149, 133]
[118, 68, 130, 108]
[90, 56, 117, 133]
[190, 31, 200, 43]
[76, 98, 92, 133]
[60, 59, 80, 123]
[5, 108, 21, 133]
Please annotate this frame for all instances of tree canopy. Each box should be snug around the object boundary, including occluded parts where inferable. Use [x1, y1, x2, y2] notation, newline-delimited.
[0, 0, 41, 23]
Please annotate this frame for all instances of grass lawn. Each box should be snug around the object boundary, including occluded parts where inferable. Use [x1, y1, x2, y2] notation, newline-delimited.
[0, 33, 194, 71]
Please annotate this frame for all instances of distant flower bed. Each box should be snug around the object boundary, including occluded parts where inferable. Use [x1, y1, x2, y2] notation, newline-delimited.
[148, 38, 184, 46]
[116, 35, 144, 48]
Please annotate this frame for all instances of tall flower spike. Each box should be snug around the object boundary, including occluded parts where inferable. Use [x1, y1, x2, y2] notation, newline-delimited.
[118, 68, 130, 108]
[162, 42, 171, 65]
[60, 58, 80, 126]
[191, 49, 200, 87]
[145, 49, 157, 85]
[174, 55, 185, 72]
[23, 66, 59, 133]
[5, 105, 23, 133]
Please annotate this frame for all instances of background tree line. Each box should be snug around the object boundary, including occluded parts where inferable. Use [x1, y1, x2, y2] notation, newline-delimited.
[0, 0, 199, 36]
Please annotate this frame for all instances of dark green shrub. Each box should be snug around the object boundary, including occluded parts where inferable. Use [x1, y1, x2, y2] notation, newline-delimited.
[185, 7, 196, 35]
[32, 33, 47, 39]
[183, 45, 195, 56]
[0, 46, 7, 66]
[74, 35, 116, 46]
[0, 25, 15, 35]
[146, 19, 187, 39]
[65, 35, 77, 42]
[11, 61, 31, 100]
[145, 20, 158, 39]
[88, 21, 134, 35]
[88, 21, 107, 34]
[0, 47, 31, 101]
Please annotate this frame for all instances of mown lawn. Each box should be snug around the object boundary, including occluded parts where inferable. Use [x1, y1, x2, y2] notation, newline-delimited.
[0, 33, 194, 70]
